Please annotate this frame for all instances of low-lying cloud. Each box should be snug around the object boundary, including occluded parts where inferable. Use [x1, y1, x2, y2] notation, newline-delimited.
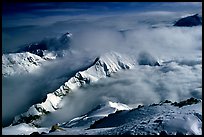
[2, 9, 202, 127]
[2, 51, 96, 127]
[39, 57, 201, 126]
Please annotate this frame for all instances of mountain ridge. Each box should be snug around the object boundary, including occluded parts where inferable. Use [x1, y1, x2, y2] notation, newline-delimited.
[2, 52, 46, 77]
[12, 51, 136, 126]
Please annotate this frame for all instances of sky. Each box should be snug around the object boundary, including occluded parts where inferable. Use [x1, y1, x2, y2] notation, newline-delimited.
[2, 2, 202, 127]
[2, 2, 202, 53]
[2, 2, 202, 16]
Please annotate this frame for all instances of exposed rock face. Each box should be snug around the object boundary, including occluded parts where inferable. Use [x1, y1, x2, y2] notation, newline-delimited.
[173, 14, 202, 27]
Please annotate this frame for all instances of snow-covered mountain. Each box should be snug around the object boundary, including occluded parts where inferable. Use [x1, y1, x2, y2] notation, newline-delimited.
[2, 3, 202, 135]
[2, 52, 46, 77]
[2, 32, 72, 77]
[2, 49, 202, 135]
[60, 101, 131, 128]
[3, 98, 201, 135]
[3, 50, 201, 135]
[47, 98, 202, 135]
[12, 51, 137, 126]
[88, 98, 202, 135]
[17, 32, 72, 58]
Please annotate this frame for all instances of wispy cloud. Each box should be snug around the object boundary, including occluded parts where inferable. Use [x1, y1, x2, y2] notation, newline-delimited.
[2, 2, 202, 127]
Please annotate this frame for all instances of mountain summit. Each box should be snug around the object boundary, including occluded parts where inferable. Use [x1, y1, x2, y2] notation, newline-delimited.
[18, 32, 72, 58]
[173, 14, 202, 27]
[12, 51, 136, 126]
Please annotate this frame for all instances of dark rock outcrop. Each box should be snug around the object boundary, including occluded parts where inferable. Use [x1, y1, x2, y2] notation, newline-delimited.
[17, 32, 72, 57]
[174, 14, 202, 27]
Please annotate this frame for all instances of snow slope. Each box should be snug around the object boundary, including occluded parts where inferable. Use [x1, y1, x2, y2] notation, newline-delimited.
[3, 100, 131, 135]
[4, 98, 201, 135]
[60, 101, 131, 128]
[2, 123, 50, 135]
[2, 52, 46, 77]
[47, 98, 202, 135]
[12, 51, 136, 125]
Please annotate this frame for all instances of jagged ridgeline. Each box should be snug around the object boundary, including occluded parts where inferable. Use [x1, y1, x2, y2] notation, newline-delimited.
[17, 32, 72, 57]
[12, 52, 137, 125]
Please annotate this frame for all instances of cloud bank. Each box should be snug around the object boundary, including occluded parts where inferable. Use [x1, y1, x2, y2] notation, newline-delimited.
[39, 57, 201, 126]
[2, 4, 202, 127]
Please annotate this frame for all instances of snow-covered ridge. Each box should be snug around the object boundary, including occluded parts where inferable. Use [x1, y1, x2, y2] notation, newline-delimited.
[181, 13, 202, 19]
[3, 98, 201, 135]
[12, 51, 136, 125]
[60, 101, 132, 128]
[88, 98, 202, 135]
[2, 52, 46, 77]
[18, 32, 72, 58]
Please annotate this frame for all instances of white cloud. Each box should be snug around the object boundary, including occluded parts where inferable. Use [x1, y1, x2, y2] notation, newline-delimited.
[38, 56, 202, 126]
[2, 9, 202, 127]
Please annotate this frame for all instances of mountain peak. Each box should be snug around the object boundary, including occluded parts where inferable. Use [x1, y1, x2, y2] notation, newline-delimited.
[174, 13, 202, 27]
[12, 51, 136, 126]
[17, 32, 73, 58]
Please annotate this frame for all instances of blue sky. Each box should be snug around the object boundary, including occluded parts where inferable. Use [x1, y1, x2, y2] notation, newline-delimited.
[2, 2, 202, 16]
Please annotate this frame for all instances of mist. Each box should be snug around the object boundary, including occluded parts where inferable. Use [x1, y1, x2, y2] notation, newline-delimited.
[39, 57, 201, 126]
[36, 24, 201, 126]
[3, 10, 200, 53]
[2, 7, 202, 127]
[2, 51, 97, 127]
